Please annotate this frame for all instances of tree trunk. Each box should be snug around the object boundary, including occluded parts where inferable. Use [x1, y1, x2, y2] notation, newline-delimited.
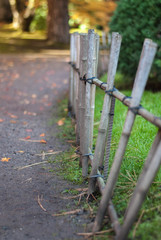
[0, 0, 13, 23]
[47, 0, 69, 44]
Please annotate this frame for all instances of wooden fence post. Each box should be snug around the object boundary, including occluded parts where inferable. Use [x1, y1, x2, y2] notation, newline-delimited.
[88, 32, 122, 193]
[72, 32, 79, 117]
[69, 33, 74, 114]
[89, 33, 99, 149]
[81, 29, 96, 177]
[75, 34, 81, 145]
[78, 33, 88, 167]
[93, 39, 157, 232]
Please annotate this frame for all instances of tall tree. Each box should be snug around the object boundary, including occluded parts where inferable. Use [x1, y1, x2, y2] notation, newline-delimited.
[0, 0, 13, 23]
[47, 0, 69, 43]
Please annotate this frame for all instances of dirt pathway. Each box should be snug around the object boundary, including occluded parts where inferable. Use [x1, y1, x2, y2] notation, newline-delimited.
[0, 53, 88, 240]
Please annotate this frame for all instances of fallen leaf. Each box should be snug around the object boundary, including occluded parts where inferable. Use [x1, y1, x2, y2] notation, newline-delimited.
[25, 136, 31, 140]
[26, 129, 33, 132]
[32, 94, 37, 99]
[10, 114, 18, 119]
[0, 119, 4, 123]
[1, 157, 10, 162]
[40, 133, 45, 137]
[57, 118, 65, 126]
[40, 139, 47, 144]
[10, 120, 17, 124]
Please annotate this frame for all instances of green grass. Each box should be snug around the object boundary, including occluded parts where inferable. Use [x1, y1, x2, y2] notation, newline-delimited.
[52, 79, 161, 239]
[93, 87, 161, 239]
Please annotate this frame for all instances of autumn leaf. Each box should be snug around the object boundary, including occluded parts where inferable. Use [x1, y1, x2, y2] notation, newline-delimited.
[0, 119, 4, 123]
[26, 129, 33, 132]
[17, 151, 24, 153]
[40, 139, 47, 144]
[40, 133, 45, 137]
[9, 114, 18, 119]
[1, 157, 10, 162]
[25, 136, 31, 140]
[10, 120, 17, 124]
[57, 118, 65, 126]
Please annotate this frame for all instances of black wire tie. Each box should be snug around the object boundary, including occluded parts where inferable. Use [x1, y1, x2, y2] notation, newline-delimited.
[100, 82, 106, 89]
[105, 87, 117, 96]
[122, 96, 132, 103]
[89, 174, 104, 178]
[129, 105, 142, 115]
[83, 153, 93, 157]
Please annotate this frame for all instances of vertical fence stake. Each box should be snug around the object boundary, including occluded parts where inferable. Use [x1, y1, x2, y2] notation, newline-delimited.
[89, 33, 99, 149]
[93, 39, 157, 232]
[69, 33, 74, 114]
[75, 34, 81, 145]
[72, 32, 78, 117]
[79, 33, 88, 167]
[82, 29, 96, 177]
[88, 32, 122, 193]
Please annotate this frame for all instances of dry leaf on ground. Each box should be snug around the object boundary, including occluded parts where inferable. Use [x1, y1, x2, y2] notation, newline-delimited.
[40, 133, 45, 137]
[57, 118, 65, 126]
[40, 139, 47, 144]
[1, 157, 11, 162]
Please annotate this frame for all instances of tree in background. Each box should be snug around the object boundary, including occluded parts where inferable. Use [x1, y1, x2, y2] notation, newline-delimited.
[69, 0, 116, 32]
[0, 0, 13, 23]
[109, 0, 161, 90]
[47, 0, 69, 43]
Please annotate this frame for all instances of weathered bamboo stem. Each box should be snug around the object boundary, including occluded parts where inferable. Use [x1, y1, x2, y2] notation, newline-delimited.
[88, 32, 122, 193]
[82, 29, 96, 177]
[73, 32, 79, 117]
[69, 33, 74, 113]
[75, 34, 81, 145]
[117, 138, 161, 240]
[90, 33, 99, 149]
[89, 152, 121, 235]
[79, 34, 88, 166]
[93, 39, 157, 232]
[88, 78, 161, 129]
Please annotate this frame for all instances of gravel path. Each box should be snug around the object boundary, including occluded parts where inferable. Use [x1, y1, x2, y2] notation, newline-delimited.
[0, 53, 88, 240]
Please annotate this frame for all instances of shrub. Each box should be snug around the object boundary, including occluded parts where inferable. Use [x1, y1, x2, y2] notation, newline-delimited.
[109, 0, 161, 90]
[30, 4, 47, 31]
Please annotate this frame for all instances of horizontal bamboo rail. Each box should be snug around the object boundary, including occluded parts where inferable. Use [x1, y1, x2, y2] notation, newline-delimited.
[91, 78, 161, 129]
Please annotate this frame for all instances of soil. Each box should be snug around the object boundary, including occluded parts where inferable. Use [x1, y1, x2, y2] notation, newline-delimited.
[0, 53, 89, 240]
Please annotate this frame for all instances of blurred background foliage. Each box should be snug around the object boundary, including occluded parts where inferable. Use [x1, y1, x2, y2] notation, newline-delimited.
[110, 0, 161, 90]
[0, 0, 161, 90]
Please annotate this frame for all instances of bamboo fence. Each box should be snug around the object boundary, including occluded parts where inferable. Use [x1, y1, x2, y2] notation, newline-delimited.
[68, 29, 160, 239]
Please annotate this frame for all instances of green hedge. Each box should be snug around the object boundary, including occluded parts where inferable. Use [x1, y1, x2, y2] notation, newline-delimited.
[109, 0, 161, 90]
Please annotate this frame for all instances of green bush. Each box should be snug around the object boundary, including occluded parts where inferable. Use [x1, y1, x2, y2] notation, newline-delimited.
[30, 4, 47, 31]
[109, 0, 161, 90]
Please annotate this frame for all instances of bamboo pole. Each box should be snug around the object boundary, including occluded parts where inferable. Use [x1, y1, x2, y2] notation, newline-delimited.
[89, 152, 121, 235]
[93, 39, 157, 232]
[69, 33, 74, 113]
[117, 138, 161, 240]
[75, 34, 81, 145]
[73, 32, 79, 117]
[88, 78, 161, 129]
[90, 33, 99, 149]
[79, 34, 88, 167]
[88, 32, 122, 193]
[82, 29, 96, 177]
